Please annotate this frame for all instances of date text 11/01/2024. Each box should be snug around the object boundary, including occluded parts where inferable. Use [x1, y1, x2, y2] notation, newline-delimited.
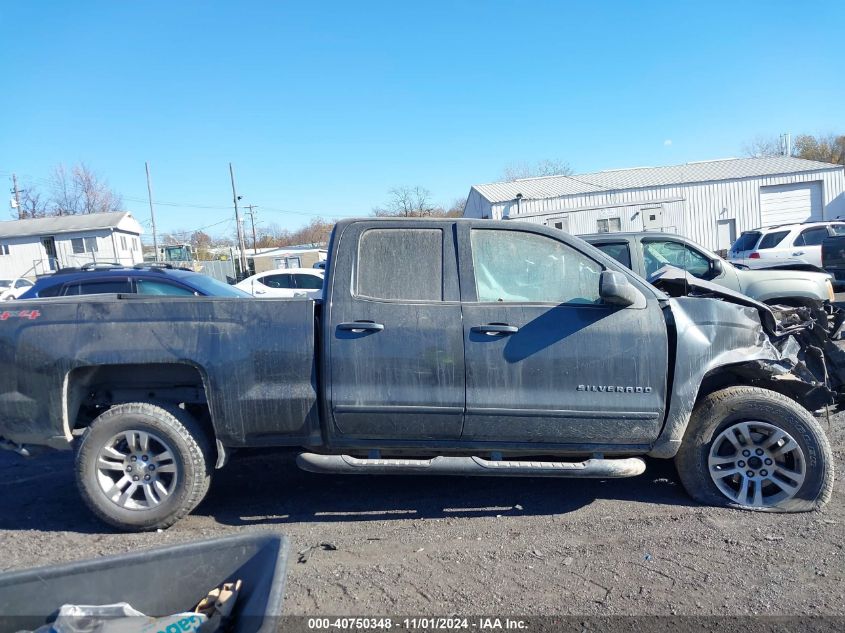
[307, 618, 528, 630]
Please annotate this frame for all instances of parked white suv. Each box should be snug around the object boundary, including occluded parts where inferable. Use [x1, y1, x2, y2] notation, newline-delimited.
[729, 221, 845, 267]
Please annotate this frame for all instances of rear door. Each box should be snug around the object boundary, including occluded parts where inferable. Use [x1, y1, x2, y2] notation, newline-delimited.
[792, 227, 829, 267]
[327, 222, 465, 440]
[460, 224, 668, 446]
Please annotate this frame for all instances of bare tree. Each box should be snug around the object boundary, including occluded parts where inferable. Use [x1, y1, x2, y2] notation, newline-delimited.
[49, 164, 81, 215]
[794, 133, 845, 165]
[9, 179, 49, 219]
[47, 163, 123, 215]
[743, 133, 844, 165]
[742, 136, 786, 158]
[501, 159, 573, 182]
[446, 197, 467, 218]
[373, 186, 441, 217]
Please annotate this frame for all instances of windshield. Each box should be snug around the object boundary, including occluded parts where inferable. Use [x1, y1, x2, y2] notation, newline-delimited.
[186, 274, 252, 297]
[732, 231, 761, 252]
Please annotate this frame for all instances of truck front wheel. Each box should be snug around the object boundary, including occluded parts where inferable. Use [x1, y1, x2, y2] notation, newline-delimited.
[75, 403, 213, 531]
[675, 386, 833, 512]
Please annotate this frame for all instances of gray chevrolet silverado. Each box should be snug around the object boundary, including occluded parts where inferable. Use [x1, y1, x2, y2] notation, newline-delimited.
[0, 219, 841, 531]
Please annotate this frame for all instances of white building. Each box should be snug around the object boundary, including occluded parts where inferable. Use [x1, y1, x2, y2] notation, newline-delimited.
[0, 212, 144, 279]
[249, 246, 327, 274]
[464, 157, 845, 252]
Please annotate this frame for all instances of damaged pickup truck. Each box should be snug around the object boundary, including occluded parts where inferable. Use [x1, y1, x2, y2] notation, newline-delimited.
[0, 219, 842, 531]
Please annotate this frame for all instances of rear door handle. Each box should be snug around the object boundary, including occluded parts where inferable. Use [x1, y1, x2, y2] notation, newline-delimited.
[472, 324, 519, 336]
[338, 321, 384, 333]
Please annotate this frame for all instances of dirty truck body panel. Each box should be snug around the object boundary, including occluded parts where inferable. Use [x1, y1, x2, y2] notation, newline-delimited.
[0, 218, 833, 460]
[0, 298, 318, 448]
[323, 221, 669, 450]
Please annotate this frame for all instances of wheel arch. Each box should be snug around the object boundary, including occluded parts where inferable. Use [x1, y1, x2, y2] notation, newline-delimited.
[65, 362, 222, 464]
[650, 359, 826, 459]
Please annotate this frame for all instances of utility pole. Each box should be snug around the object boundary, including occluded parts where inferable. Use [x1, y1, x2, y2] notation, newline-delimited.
[11, 173, 22, 219]
[144, 162, 160, 262]
[243, 204, 258, 254]
[229, 163, 249, 276]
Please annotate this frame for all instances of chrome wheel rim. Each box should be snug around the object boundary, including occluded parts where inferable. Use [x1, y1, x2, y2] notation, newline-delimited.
[708, 421, 806, 508]
[96, 430, 179, 510]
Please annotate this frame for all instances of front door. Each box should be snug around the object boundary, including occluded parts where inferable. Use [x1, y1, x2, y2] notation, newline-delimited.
[460, 225, 668, 446]
[41, 236, 58, 271]
[327, 222, 465, 440]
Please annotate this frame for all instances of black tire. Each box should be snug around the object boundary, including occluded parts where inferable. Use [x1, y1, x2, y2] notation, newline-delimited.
[75, 402, 213, 531]
[675, 386, 833, 512]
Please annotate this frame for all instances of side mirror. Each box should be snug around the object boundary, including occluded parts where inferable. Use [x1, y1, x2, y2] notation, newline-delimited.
[600, 270, 647, 308]
[711, 258, 724, 276]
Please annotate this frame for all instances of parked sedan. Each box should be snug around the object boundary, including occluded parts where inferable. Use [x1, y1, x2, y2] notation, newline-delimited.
[235, 267, 325, 299]
[0, 278, 35, 301]
[581, 231, 835, 307]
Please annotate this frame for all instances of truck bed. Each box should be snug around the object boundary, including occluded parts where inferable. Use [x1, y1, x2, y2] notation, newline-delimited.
[0, 295, 319, 449]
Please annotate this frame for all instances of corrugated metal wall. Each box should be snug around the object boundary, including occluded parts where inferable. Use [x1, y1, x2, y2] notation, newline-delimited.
[473, 168, 845, 251]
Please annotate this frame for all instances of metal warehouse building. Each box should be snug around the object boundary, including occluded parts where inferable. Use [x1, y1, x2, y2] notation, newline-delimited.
[463, 157, 845, 252]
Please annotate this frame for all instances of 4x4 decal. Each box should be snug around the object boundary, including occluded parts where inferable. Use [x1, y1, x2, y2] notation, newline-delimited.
[0, 309, 41, 321]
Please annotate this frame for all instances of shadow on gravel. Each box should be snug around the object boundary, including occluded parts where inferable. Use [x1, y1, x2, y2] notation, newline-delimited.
[197, 451, 696, 527]
[0, 449, 695, 533]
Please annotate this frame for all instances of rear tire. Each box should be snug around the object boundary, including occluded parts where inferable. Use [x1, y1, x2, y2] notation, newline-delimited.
[675, 386, 833, 512]
[75, 403, 213, 531]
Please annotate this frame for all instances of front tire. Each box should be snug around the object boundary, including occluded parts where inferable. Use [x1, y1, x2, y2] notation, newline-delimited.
[675, 386, 833, 512]
[75, 403, 212, 531]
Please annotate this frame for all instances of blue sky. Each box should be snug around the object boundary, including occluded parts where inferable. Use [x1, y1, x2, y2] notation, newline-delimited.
[2, 1, 843, 238]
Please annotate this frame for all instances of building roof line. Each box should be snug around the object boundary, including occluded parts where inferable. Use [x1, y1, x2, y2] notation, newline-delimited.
[470, 156, 843, 204]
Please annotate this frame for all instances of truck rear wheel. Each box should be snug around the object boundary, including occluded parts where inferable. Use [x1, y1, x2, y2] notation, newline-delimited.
[675, 386, 833, 512]
[75, 403, 212, 531]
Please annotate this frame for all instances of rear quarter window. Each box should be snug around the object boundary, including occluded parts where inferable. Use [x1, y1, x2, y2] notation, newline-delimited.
[732, 232, 761, 251]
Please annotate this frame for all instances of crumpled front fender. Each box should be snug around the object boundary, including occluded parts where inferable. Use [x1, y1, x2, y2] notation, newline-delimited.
[648, 297, 820, 458]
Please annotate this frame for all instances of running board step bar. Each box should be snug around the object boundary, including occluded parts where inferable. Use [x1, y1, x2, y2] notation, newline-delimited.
[296, 453, 646, 478]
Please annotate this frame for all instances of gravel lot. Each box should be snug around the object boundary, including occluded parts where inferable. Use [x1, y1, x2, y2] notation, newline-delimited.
[0, 417, 843, 616]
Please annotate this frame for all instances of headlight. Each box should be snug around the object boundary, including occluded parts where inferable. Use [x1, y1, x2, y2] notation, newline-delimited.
[826, 278, 835, 302]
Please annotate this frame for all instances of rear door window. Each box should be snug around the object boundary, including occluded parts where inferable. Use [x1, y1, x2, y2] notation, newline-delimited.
[831, 224, 845, 236]
[136, 279, 196, 296]
[356, 228, 443, 301]
[794, 228, 828, 247]
[62, 279, 132, 296]
[259, 274, 294, 289]
[757, 231, 790, 249]
[593, 242, 632, 269]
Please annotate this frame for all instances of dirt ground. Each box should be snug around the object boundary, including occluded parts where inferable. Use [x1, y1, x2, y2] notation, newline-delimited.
[0, 417, 843, 617]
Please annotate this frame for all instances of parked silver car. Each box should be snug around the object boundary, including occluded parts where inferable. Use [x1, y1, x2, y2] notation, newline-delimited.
[581, 231, 835, 306]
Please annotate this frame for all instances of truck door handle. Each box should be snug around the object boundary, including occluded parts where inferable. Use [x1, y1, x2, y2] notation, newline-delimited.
[472, 324, 519, 336]
[338, 321, 384, 333]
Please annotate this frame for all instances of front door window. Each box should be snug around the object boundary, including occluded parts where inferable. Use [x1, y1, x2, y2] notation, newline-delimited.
[470, 229, 602, 304]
